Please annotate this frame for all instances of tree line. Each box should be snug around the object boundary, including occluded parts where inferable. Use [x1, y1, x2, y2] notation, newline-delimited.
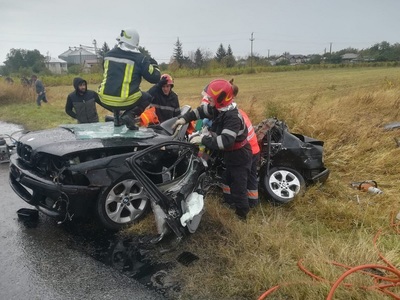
[1, 40, 400, 76]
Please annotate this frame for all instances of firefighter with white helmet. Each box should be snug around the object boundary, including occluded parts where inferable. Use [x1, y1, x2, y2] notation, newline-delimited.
[98, 28, 161, 130]
[116, 28, 140, 48]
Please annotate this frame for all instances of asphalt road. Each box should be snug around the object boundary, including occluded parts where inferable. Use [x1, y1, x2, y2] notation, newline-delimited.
[0, 123, 164, 300]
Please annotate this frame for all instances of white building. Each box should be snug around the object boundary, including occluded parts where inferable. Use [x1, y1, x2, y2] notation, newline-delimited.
[59, 47, 98, 65]
[45, 57, 68, 74]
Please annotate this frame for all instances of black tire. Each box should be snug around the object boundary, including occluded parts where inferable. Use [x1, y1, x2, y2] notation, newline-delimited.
[96, 174, 150, 231]
[261, 166, 305, 204]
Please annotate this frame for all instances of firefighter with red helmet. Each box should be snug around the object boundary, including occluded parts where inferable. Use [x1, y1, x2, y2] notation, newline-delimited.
[173, 79, 252, 220]
[200, 79, 260, 208]
[148, 73, 181, 123]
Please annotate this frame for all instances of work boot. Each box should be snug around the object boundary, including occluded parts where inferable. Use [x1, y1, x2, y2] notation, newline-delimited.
[235, 208, 248, 222]
[121, 114, 139, 130]
[113, 110, 123, 127]
[249, 199, 259, 208]
[221, 200, 235, 210]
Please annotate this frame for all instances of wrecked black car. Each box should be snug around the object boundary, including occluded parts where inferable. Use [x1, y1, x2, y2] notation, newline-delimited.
[256, 118, 329, 203]
[199, 117, 330, 204]
[9, 106, 194, 231]
[9, 108, 329, 232]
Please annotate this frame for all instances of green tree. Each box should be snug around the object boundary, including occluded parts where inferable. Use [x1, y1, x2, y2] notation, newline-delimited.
[173, 38, 185, 68]
[194, 48, 204, 68]
[307, 54, 323, 64]
[335, 47, 359, 56]
[98, 42, 110, 58]
[215, 44, 226, 62]
[4, 49, 46, 73]
[373, 41, 399, 61]
[226, 45, 233, 56]
[323, 52, 342, 64]
[224, 45, 236, 67]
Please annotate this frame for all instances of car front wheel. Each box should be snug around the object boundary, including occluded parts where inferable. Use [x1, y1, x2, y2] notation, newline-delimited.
[96, 175, 150, 231]
[261, 166, 305, 204]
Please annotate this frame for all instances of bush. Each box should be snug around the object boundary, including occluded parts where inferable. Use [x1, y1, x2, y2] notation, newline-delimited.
[0, 80, 35, 105]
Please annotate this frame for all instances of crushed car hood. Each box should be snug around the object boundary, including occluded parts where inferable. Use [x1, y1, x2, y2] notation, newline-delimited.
[18, 122, 172, 157]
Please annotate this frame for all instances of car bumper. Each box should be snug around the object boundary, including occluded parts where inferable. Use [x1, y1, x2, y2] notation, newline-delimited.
[310, 167, 330, 184]
[9, 155, 100, 218]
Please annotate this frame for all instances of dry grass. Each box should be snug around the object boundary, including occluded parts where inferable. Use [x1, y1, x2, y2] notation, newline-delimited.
[1, 68, 400, 299]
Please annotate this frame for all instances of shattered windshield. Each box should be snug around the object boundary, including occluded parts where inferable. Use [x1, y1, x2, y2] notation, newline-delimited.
[60, 122, 157, 140]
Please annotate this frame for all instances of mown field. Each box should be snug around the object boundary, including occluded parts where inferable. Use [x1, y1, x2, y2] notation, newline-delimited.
[1, 67, 400, 299]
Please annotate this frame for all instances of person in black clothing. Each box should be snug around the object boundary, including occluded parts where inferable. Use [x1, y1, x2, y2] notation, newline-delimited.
[31, 75, 48, 107]
[173, 79, 252, 220]
[147, 74, 180, 123]
[65, 77, 101, 123]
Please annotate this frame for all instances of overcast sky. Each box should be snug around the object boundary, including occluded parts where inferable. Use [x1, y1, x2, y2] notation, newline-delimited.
[1, 0, 399, 65]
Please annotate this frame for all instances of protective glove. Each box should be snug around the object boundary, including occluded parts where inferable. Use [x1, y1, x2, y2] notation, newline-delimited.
[172, 117, 186, 129]
[158, 76, 168, 87]
[201, 126, 210, 136]
[190, 135, 203, 144]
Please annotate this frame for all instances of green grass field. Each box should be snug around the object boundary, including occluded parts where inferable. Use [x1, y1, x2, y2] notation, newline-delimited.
[1, 67, 400, 299]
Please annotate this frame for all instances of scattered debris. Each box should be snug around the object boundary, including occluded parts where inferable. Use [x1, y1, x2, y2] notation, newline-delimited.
[394, 137, 400, 147]
[177, 251, 199, 266]
[17, 208, 39, 221]
[17, 208, 39, 228]
[383, 122, 400, 131]
[350, 180, 383, 194]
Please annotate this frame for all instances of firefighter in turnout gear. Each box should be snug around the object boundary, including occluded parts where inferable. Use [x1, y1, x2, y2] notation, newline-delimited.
[173, 79, 252, 220]
[148, 74, 181, 123]
[98, 28, 161, 130]
[200, 79, 261, 208]
[238, 108, 260, 208]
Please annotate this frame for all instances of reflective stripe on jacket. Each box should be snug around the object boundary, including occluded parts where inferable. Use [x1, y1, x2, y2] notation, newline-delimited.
[239, 109, 260, 155]
[98, 47, 160, 108]
[183, 104, 248, 151]
[148, 84, 180, 122]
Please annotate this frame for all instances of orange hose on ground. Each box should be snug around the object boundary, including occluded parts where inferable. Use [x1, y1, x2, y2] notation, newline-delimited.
[257, 285, 280, 300]
[326, 264, 400, 300]
[258, 213, 400, 299]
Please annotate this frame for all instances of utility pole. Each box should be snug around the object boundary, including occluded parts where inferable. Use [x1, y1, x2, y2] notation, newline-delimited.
[250, 32, 255, 70]
[93, 39, 98, 55]
[329, 42, 332, 54]
[93, 39, 99, 63]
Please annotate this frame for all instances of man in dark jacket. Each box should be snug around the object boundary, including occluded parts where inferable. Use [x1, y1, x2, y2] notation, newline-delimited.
[148, 73, 180, 123]
[65, 77, 101, 123]
[98, 28, 161, 130]
[31, 75, 48, 107]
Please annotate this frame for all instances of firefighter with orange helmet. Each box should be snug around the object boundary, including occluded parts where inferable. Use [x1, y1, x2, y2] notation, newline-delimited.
[173, 79, 252, 220]
[148, 73, 181, 123]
